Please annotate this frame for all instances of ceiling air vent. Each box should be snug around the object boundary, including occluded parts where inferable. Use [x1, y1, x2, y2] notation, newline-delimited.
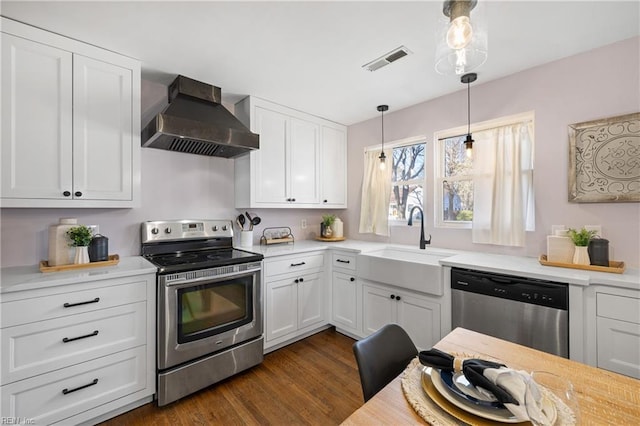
[362, 46, 412, 72]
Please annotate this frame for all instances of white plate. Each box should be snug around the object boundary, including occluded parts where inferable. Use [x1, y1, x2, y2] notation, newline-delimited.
[429, 368, 522, 423]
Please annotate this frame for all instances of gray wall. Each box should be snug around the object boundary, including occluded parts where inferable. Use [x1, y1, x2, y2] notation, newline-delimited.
[2, 37, 639, 267]
[346, 37, 640, 267]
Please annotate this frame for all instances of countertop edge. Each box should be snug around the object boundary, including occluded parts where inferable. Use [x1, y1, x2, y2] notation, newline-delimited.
[0, 256, 158, 294]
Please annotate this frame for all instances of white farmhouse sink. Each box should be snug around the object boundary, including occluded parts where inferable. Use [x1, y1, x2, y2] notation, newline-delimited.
[357, 247, 451, 295]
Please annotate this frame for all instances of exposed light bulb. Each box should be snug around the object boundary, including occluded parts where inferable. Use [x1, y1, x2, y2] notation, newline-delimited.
[464, 134, 473, 158]
[447, 16, 473, 50]
[379, 152, 386, 170]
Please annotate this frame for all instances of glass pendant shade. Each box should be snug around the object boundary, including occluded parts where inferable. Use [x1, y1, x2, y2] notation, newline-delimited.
[435, 1, 487, 75]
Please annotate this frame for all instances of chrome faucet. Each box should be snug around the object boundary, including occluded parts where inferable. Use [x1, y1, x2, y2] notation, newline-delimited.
[407, 206, 431, 249]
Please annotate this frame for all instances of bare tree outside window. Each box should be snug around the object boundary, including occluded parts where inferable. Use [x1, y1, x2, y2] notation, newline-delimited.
[442, 136, 473, 222]
[389, 143, 425, 220]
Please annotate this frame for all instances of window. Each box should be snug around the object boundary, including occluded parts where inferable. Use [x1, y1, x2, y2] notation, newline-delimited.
[435, 112, 535, 244]
[388, 140, 426, 222]
[440, 135, 474, 225]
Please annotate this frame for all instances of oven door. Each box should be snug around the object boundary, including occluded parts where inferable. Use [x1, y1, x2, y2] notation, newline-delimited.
[158, 267, 262, 370]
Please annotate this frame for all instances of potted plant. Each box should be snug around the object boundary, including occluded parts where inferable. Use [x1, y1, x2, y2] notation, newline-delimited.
[67, 225, 93, 264]
[567, 227, 597, 265]
[321, 214, 336, 238]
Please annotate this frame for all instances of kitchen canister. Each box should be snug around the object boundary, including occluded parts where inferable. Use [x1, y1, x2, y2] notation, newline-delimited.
[588, 237, 609, 267]
[89, 234, 109, 262]
[333, 218, 344, 238]
[48, 218, 78, 266]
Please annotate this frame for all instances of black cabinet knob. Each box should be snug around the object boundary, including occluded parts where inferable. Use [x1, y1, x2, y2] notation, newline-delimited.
[390, 294, 396, 300]
[294, 279, 299, 283]
[350, 277, 355, 282]
[74, 191, 82, 197]
[396, 296, 401, 301]
[291, 198, 296, 202]
[63, 191, 71, 197]
[299, 277, 304, 282]
[323, 199, 328, 203]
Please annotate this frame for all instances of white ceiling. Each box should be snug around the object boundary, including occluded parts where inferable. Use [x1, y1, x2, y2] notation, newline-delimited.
[2, 1, 639, 125]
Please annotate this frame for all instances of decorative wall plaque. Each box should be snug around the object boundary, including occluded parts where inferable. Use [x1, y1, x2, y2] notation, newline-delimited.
[568, 112, 640, 203]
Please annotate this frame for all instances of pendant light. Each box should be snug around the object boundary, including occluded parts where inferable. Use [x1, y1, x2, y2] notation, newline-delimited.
[435, 0, 487, 75]
[377, 105, 389, 170]
[461, 72, 477, 158]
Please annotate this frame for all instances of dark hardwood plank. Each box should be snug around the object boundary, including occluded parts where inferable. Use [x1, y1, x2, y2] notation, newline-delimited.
[99, 328, 362, 425]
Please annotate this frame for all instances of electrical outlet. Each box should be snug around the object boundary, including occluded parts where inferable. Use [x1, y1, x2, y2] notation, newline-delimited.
[301, 219, 307, 229]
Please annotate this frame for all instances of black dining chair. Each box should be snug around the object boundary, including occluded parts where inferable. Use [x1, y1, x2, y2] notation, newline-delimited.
[352, 323, 418, 402]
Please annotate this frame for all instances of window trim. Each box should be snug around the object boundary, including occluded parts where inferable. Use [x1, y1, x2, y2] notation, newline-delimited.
[434, 111, 535, 229]
[365, 135, 427, 226]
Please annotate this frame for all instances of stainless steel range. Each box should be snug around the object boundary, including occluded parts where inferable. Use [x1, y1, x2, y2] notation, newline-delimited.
[141, 219, 264, 406]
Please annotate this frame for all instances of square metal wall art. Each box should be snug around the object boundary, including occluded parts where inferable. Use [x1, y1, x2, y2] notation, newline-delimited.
[568, 112, 640, 203]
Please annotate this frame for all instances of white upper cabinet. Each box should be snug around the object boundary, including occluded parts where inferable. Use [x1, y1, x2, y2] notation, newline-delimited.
[234, 96, 346, 209]
[320, 125, 347, 207]
[1, 18, 141, 208]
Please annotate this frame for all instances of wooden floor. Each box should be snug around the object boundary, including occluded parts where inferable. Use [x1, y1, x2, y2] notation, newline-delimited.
[100, 328, 363, 425]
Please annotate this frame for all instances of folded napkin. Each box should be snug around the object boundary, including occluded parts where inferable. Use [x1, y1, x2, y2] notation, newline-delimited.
[419, 348, 553, 423]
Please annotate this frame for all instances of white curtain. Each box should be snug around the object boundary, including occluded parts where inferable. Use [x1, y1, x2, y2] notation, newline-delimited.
[359, 149, 393, 236]
[472, 121, 534, 246]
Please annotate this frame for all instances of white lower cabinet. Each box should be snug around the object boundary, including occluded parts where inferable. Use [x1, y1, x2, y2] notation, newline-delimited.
[0, 269, 156, 424]
[330, 251, 360, 336]
[1, 346, 146, 425]
[362, 281, 441, 350]
[595, 290, 640, 379]
[263, 251, 327, 350]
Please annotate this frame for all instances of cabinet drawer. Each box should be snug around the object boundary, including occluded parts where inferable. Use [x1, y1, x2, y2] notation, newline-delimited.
[332, 252, 356, 271]
[597, 293, 640, 324]
[1, 346, 146, 425]
[1, 279, 147, 327]
[265, 252, 324, 277]
[1, 302, 146, 384]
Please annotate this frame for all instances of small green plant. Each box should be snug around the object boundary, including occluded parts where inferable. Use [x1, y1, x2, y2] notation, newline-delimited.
[67, 225, 93, 247]
[322, 214, 336, 227]
[567, 227, 597, 246]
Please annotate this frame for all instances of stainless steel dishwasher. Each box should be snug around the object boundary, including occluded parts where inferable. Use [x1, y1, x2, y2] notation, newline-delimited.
[451, 267, 569, 358]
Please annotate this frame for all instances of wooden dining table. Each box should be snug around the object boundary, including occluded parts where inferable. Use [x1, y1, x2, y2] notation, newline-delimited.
[342, 327, 640, 425]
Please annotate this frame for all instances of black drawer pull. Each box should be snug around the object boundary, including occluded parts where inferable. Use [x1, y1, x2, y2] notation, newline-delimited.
[350, 277, 355, 282]
[62, 378, 98, 395]
[336, 259, 350, 264]
[62, 330, 99, 343]
[290, 262, 306, 267]
[63, 297, 100, 308]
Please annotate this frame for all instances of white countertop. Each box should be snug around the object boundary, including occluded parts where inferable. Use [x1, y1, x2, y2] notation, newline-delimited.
[240, 239, 640, 290]
[0, 256, 157, 294]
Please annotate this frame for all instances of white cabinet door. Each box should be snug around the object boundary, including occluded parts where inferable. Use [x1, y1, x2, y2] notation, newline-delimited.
[1, 33, 73, 200]
[596, 317, 640, 379]
[297, 272, 323, 329]
[362, 282, 441, 350]
[73, 55, 132, 201]
[320, 126, 347, 207]
[397, 292, 441, 350]
[332, 272, 358, 330]
[254, 106, 288, 204]
[362, 284, 396, 336]
[289, 118, 320, 204]
[265, 277, 297, 341]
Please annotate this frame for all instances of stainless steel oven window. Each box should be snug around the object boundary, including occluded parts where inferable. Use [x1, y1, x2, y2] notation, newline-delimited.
[177, 276, 253, 343]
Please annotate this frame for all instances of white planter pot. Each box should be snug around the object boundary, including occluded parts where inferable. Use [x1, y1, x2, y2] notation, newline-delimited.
[74, 246, 90, 264]
[572, 246, 590, 265]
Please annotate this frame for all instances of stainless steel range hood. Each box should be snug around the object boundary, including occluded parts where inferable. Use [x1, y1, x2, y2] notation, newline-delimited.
[142, 75, 259, 158]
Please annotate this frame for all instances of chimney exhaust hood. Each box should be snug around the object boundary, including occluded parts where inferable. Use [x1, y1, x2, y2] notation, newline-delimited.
[142, 75, 259, 158]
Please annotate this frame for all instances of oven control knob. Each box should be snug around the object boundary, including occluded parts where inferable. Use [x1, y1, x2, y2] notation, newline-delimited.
[222, 225, 228, 231]
[165, 227, 172, 234]
[151, 228, 159, 235]
[212, 226, 218, 231]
